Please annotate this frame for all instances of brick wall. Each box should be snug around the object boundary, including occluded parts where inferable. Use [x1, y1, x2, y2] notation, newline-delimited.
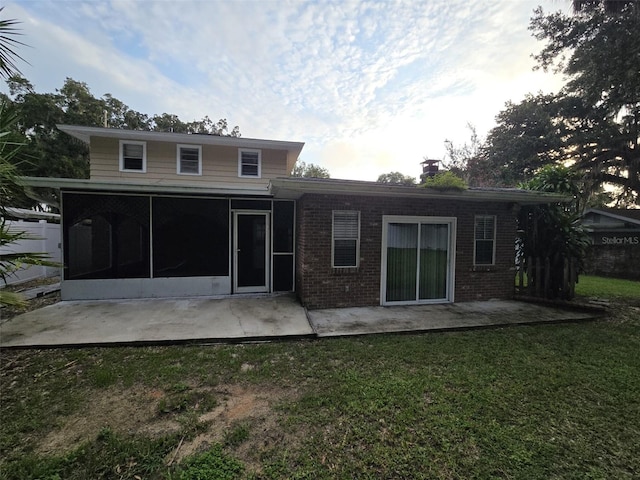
[296, 193, 517, 309]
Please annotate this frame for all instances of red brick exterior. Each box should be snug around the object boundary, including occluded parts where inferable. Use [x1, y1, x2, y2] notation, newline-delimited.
[296, 193, 517, 309]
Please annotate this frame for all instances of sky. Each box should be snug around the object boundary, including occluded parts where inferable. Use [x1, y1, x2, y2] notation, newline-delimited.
[5, 0, 568, 181]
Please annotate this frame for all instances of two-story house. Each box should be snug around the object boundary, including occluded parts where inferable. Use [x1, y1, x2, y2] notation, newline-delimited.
[26, 125, 567, 309]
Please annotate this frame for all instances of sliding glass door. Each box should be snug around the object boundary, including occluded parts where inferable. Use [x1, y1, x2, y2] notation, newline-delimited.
[382, 216, 456, 305]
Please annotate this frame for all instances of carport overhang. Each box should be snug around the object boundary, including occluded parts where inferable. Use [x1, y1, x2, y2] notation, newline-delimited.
[269, 177, 570, 205]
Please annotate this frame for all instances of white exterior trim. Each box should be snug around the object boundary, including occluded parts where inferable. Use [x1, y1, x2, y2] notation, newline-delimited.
[238, 148, 262, 178]
[473, 215, 497, 266]
[380, 215, 457, 306]
[176, 144, 202, 175]
[233, 211, 270, 293]
[331, 210, 360, 268]
[119, 140, 147, 173]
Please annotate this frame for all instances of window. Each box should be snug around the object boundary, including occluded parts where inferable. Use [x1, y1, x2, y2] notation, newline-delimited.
[332, 210, 360, 268]
[238, 149, 261, 178]
[474, 215, 496, 265]
[177, 144, 202, 175]
[119, 141, 146, 172]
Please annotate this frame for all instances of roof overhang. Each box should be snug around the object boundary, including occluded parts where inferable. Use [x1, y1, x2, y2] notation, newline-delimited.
[22, 176, 272, 197]
[583, 208, 640, 227]
[269, 177, 570, 205]
[57, 124, 305, 173]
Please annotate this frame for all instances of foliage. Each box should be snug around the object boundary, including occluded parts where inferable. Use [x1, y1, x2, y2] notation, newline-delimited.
[420, 170, 467, 190]
[2, 76, 241, 208]
[528, 1, 640, 205]
[290, 160, 330, 178]
[443, 123, 489, 186]
[0, 101, 57, 307]
[0, 7, 28, 79]
[481, 93, 569, 186]
[172, 445, 243, 480]
[517, 165, 590, 299]
[376, 171, 416, 186]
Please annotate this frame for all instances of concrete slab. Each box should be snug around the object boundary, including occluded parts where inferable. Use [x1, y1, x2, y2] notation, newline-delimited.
[307, 299, 603, 337]
[0, 294, 314, 348]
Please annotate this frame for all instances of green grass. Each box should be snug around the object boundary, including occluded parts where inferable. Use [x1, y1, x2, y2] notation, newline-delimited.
[576, 275, 640, 301]
[1, 293, 639, 479]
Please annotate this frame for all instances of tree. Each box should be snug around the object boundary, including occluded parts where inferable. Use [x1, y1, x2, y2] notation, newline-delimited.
[0, 7, 27, 79]
[291, 161, 330, 178]
[2, 75, 243, 208]
[529, 1, 640, 204]
[517, 165, 590, 300]
[481, 93, 569, 186]
[0, 15, 57, 307]
[443, 124, 485, 185]
[376, 171, 416, 186]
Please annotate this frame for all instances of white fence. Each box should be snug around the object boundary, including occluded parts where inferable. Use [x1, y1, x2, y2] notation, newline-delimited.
[1, 219, 61, 285]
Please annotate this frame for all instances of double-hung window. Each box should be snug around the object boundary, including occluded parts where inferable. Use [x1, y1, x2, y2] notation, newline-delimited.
[332, 210, 360, 268]
[238, 149, 261, 178]
[474, 215, 496, 265]
[119, 140, 146, 172]
[177, 144, 202, 175]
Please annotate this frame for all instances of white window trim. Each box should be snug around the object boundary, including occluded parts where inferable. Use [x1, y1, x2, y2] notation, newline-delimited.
[238, 148, 262, 178]
[380, 215, 457, 306]
[474, 215, 497, 266]
[332, 210, 360, 269]
[119, 140, 147, 173]
[176, 144, 202, 176]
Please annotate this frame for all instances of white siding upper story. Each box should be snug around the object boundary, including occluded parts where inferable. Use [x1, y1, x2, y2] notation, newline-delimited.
[57, 125, 305, 189]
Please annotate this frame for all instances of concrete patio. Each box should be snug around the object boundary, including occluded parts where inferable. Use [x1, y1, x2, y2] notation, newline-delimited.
[0, 294, 603, 348]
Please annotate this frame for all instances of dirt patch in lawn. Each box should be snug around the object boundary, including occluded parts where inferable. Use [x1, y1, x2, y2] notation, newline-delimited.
[37, 382, 301, 472]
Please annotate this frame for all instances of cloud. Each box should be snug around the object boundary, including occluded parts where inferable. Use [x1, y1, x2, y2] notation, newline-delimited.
[6, 0, 567, 180]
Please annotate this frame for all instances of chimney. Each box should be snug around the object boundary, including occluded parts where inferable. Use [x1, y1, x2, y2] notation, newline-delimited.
[420, 159, 439, 183]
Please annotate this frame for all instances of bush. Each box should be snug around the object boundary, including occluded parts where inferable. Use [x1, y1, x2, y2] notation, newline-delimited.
[421, 171, 467, 190]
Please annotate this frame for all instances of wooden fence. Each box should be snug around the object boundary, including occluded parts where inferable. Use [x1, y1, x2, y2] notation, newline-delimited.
[515, 256, 578, 300]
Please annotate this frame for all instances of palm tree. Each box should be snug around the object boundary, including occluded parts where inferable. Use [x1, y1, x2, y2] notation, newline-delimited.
[0, 7, 28, 79]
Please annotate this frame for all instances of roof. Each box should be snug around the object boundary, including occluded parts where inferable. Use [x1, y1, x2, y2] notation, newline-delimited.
[582, 208, 640, 230]
[269, 177, 570, 204]
[57, 124, 305, 173]
[22, 176, 272, 197]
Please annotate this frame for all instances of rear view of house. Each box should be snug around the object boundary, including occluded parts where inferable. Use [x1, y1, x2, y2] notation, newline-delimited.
[26, 125, 565, 308]
[32, 126, 302, 300]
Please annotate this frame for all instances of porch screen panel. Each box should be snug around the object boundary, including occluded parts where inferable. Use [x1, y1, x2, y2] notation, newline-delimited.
[152, 197, 229, 277]
[419, 224, 448, 300]
[63, 193, 150, 280]
[273, 201, 295, 291]
[386, 223, 418, 302]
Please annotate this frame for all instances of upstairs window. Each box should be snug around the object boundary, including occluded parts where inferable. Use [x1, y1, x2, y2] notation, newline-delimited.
[119, 140, 146, 172]
[332, 210, 360, 268]
[474, 215, 496, 265]
[177, 144, 202, 175]
[238, 149, 261, 178]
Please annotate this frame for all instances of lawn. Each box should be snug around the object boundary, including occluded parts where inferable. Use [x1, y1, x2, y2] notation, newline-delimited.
[575, 275, 640, 302]
[1, 287, 639, 479]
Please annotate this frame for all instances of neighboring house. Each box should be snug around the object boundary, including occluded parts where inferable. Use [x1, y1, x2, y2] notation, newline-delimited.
[582, 208, 640, 280]
[25, 125, 566, 308]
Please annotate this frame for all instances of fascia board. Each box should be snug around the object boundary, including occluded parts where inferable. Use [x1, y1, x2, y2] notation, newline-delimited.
[22, 176, 272, 197]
